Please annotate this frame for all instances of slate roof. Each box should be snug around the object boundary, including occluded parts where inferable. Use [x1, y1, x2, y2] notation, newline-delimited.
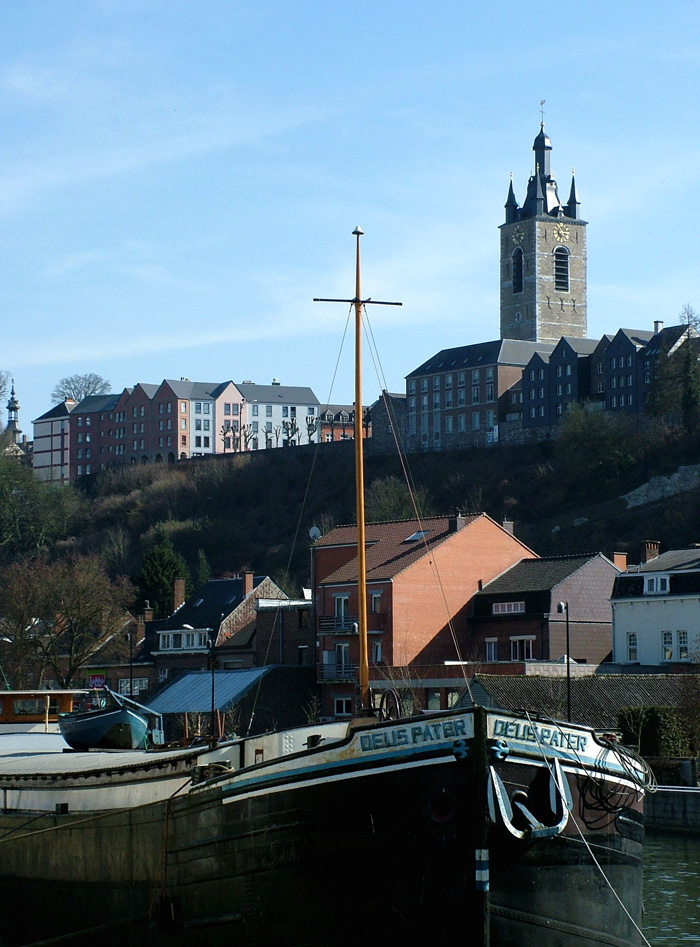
[463, 673, 695, 729]
[147, 668, 270, 714]
[407, 340, 556, 378]
[162, 379, 234, 400]
[475, 553, 606, 596]
[316, 514, 505, 585]
[236, 382, 319, 405]
[557, 336, 600, 356]
[72, 394, 121, 414]
[33, 401, 76, 422]
[638, 549, 700, 572]
[157, 577, 267, 631]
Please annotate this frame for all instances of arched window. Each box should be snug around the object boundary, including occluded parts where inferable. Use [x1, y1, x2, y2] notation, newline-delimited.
[554, 246, 569, 292]
[512, 247, 524, 294]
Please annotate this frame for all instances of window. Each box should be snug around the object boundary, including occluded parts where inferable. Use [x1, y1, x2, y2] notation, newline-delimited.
[493, 601, 525, 615]
[433, 376, 440, 390]
[445, 390, 453, 408]
[433, 392, 440, 409]
[370, 641, 382, 663]
[181, 418, 187, 429]
[252, 404, 259, 416]
[485, 639, 498, 662]
[445, 416, 453, 434]
[679, 631, 689, 661]
[472, 412, 480, 430]
[195, 402, 202, 414]
[334, 595, 349, 625]
[472, 370, 480, 384]
[510, 637, 533, 661]
[370, 592, 382, 613]
[627, 632, 638, 662]
[118, 678, 149, 697]
[512, 247, 523, 293]
[334, 697, 353, 717]
[181, 402, 187, 413]
[486, 383, 494, 402]
[408, 380, 416, 394]
[445, 374, 453, 389]
[224, 403, 230, 415]
[644, 576, 669, 595]
[204, 403, 210, 414]
[554, 246, 569, 292]
[662, 631, 673, 662]
[472, 386, 479, 404]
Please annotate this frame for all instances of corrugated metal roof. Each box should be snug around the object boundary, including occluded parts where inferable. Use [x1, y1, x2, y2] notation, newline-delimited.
[147, 668, 270, 714]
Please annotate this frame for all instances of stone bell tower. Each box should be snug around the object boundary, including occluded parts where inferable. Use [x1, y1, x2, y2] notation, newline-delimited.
[499, 123, 587, 343]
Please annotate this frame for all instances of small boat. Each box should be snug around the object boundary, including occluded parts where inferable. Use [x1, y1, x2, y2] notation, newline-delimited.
[58, 688, 157, 750]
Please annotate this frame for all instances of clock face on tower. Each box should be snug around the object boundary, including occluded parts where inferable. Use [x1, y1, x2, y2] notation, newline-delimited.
[511, 225, 525, 244]
[554, 223, 570, 242]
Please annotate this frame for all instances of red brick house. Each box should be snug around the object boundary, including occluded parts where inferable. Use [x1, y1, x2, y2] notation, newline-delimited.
[313, 513, 537, 718]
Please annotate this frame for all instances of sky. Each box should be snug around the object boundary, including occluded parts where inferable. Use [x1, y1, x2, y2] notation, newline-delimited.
[3, 1, 700, 430]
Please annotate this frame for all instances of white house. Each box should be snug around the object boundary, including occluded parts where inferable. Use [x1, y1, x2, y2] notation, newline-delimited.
[236, 380, 320, 449]
[611, 546, 700, 666]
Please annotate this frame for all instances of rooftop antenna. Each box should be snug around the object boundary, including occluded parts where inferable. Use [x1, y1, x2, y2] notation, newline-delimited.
[540, 98, 546, 126]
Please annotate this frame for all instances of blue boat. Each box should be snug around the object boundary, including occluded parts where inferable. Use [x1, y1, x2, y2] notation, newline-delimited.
[58, 690, 150, 750]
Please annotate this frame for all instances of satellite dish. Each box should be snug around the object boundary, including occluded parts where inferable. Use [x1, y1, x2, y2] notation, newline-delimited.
[309, 526, 321, 542]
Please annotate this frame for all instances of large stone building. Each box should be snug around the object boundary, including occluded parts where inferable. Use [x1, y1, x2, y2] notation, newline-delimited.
[500, 124, 587, 343]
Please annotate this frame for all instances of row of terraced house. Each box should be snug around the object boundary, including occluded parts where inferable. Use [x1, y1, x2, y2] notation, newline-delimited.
[32, 379, 373, 483]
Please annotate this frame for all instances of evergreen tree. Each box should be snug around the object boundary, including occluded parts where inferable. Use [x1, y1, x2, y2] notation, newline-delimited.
[193, 548, 212, 589]
[140, 534, 191, 618]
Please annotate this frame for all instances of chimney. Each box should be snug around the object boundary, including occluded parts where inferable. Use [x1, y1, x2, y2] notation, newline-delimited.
[502, 518, 514, 536]
[448, 513, 466, 533]
[143, 600, 154, 623]
[641, 540, 660, 563]
[243, 571, 254, 595]
[612, 552, 628, 571]
[173, 577, 186, 614]
[654, 320, 664, 335]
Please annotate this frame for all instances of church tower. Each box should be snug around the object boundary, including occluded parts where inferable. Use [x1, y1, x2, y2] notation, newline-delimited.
[499, 124, 587, 342]
[6, 382, 22, 446]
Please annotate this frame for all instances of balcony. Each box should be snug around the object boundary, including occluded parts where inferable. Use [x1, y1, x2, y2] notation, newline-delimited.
[318, 615, 385, 635]
[319, 616, 359, 634]
[317, 663, 358, 682]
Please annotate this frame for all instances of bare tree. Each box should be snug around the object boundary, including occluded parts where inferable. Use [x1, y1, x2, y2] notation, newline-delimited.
[0, 555, 134, 687]
[0, 371, 9, 405]
[306, 417, 318, 444]
[51, 373, 111, 405]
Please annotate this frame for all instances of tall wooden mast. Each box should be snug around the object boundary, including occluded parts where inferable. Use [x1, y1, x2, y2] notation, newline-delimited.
[314, 228, 401, 712]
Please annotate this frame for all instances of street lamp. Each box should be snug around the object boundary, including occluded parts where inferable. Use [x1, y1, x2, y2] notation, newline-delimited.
[124, 632, 133, 697]
[557, 601, 571, 722]
[207, 636, 217, 748]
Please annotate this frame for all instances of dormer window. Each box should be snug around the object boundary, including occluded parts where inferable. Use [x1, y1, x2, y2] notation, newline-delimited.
[644, 576, 669, 595]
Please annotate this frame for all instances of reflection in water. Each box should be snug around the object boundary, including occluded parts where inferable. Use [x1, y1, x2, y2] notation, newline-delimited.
[643, 832, 700, 945]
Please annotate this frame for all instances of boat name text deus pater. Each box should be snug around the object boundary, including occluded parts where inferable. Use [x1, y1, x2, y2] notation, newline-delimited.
[360, 717, 470, 752]
[493, 718, 588, 753]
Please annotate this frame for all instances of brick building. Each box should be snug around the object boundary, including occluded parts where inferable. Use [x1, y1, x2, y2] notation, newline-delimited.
[469, 553, 620, 666]
[312, 513, 536, 718]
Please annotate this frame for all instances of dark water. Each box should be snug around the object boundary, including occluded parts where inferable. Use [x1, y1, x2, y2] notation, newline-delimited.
[643, 833, 700, 945]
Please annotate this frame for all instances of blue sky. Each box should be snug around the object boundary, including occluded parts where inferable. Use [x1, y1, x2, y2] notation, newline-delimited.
[3, 1, 700, 430]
